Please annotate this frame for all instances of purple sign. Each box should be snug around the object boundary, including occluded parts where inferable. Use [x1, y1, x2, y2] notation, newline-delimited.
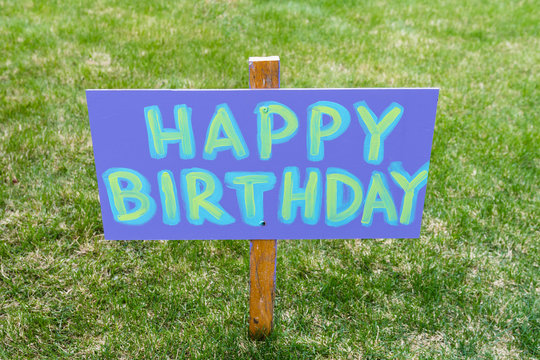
[86, 89, 438, 240]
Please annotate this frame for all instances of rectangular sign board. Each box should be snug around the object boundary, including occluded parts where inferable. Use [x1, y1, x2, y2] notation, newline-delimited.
[86, 89, 438, 240]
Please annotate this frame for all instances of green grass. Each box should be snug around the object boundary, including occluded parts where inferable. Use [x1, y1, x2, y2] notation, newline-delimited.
[1, 0, 538, 358]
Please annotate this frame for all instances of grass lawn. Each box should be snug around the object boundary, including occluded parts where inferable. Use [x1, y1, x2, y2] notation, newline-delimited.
[0, 0, 538, 358]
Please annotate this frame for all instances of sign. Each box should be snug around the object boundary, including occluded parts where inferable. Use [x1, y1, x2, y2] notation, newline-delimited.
[86, 89, 438, 240]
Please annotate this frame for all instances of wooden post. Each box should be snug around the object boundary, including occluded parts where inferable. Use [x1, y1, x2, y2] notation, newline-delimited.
[248, 56, 279, 339]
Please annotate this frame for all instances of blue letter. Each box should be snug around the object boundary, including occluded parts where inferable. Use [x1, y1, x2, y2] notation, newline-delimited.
[354, 102, 403, 165]
[102, 168, 156, 225]
[389, 162, 429, 225]
[326, 168, 364, 227]
[361, 171, 397, 226]
[225, 172, 276, 226]
[145, 105, 195, 159]
[203, 103, 249, 160]
[158, 170, 180, 225]
[307, 101, 351, 161]
[255, 101, 298, 160]
[180, 168, 235, 225]
[279, 167, 322, 225]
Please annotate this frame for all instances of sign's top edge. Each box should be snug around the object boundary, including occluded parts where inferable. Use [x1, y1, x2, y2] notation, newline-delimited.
[249, 56, 280, 62]
[86, 87, 440, 91]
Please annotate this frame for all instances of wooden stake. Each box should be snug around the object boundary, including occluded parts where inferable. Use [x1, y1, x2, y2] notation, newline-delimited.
[248, 56, 279, 340]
